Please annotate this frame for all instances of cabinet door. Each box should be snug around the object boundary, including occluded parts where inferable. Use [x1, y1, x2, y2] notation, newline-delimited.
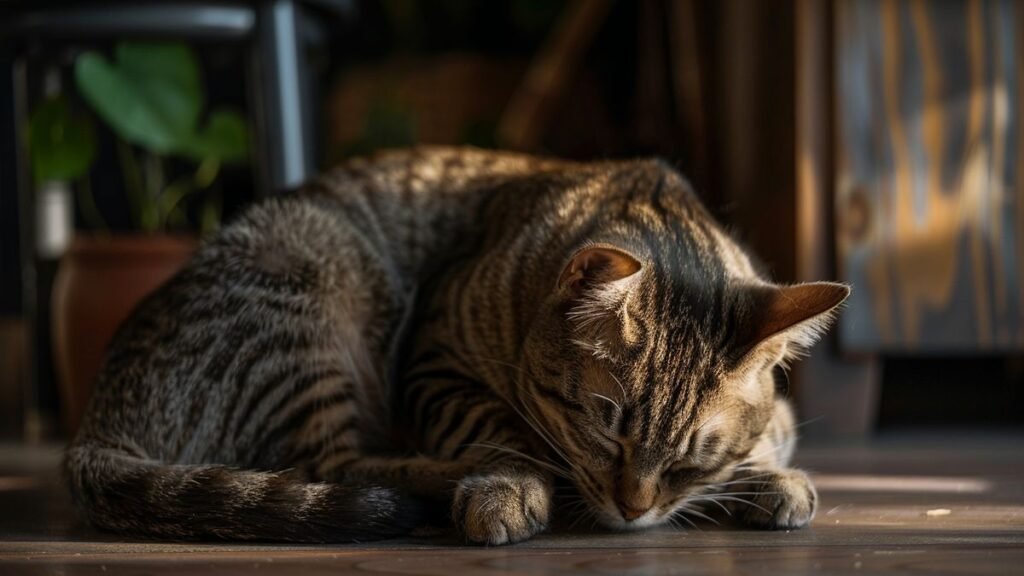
[835, 0, 1024, 351]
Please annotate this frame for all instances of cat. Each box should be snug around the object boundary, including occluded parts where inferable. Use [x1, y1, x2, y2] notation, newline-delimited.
[65, 146, 849, 545]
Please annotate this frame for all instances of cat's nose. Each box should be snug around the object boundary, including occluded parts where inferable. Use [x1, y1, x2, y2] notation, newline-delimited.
[615, 475, 658, 521]
[616, 499, 651, 521]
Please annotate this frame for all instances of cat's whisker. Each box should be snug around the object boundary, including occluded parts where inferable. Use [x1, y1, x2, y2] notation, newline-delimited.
[709, 481, 774, 491]
[560, 500, 591, 519]
[515, 386, 575, 464]
[687, 494, 731, 516]
[702, 491, 780, 497]
[690, 405, 744, 437]
[673, 511, 699, 530]
[499, 389, 571, 464]
[665, 516, 683, 531]
[567, 505, 597, 531]
[567, 501, 590, 514]
[708, 473, 775, 488]
[738, 440, 794, 467]
[606, 370, 628, 401]
[463, 442, 571, 479]
[676, 504, 719, 525]
[794, 415, 825, 429]
[726, 471, 775, 481]
[689, 495, 773, 516]
[469, 355, 575, 465]
[588, 392, 621, 411]
[712, 477, 774, 486]
[558, 502, 588, 513]
[517, 398, 572, 463]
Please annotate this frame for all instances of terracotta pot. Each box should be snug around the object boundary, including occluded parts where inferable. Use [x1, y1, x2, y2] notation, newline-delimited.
[52, 234, 197, 436]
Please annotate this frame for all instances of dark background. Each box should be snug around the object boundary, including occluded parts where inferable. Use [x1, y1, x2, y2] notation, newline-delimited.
[1, 0, 1021, 441]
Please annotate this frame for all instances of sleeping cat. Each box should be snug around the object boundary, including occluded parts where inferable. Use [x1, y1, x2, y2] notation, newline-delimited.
[65, 147, 848, 544]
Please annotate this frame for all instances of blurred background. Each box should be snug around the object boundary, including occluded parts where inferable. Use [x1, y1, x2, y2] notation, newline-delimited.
[0, 0, 1021, 446]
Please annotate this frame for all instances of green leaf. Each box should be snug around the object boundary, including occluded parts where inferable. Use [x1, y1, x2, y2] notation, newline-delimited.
[74, 43, 203, 155]
[116, 43, 202, 137]
[75, 52, 177, 153]
[28, 97, 96, 184]
[183, 110, 250, 163]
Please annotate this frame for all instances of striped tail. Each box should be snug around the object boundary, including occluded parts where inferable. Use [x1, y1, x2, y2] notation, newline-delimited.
[64, 443, 423, 542]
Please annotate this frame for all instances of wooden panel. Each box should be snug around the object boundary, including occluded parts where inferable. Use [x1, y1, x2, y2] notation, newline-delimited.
[835, 0, 1024, 351]
[795, 0, 879, 439]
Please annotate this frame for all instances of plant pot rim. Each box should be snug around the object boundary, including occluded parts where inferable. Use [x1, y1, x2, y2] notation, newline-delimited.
[66, 233, 199, 259]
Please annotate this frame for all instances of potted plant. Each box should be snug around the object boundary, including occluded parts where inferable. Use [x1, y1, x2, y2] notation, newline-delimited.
[31, 42, 250, 435]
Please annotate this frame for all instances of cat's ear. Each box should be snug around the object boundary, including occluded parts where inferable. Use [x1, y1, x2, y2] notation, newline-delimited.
[558, 245, 642, 298]
[739, 282, 850, 352]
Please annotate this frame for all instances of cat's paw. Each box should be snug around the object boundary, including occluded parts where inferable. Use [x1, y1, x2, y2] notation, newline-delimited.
[452, 472, 552, 545]
[730, 468, 817, 530]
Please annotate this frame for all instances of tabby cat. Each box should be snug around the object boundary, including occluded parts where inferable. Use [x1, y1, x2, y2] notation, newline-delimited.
[65, 147, 848, 545]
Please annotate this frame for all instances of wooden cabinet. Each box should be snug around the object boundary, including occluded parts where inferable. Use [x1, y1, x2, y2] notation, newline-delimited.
[834, 0, 1024, 351]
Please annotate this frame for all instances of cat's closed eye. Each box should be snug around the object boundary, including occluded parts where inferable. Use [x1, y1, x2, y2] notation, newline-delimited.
[664, 463, 703, 483]
[667, 461, 697, 473]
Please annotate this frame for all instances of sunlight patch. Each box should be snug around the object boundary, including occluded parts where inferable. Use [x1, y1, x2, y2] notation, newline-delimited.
[813, 474, 992, 493]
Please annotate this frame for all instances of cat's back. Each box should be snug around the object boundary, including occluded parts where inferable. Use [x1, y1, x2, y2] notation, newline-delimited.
[74, 192, 354, 461]
[72, 147, 570, 464]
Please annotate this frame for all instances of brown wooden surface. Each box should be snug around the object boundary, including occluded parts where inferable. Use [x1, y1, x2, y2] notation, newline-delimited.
[835, 0, 1024, 352]
[1, 434, 1022, 575]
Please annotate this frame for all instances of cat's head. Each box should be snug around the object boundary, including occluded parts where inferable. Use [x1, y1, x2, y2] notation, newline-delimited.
[519, 188, 849, 530]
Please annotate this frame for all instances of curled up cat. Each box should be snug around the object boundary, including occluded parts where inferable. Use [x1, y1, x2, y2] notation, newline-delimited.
[65, 147, 849, 545]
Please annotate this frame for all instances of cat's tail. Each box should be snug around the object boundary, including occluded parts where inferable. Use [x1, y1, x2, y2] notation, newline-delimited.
[64, 443, 424, 542]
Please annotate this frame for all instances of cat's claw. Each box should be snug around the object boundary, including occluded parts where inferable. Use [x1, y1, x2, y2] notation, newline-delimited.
[453, 472, 552, 545]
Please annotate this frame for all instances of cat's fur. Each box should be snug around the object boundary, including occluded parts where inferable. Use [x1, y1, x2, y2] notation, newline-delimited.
[65, 147, 848, 544]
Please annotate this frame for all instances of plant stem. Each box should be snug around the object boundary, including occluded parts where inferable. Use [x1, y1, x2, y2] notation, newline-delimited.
[158, 176, 195, 230]
[116, 140, 150, 231]
[157, 156, 222, 230]
[139, 152, 165, 232]
[76, 176, 108, 232]
[199, 185, 222, 236]
[145, 155, 161, 216]
[195, 157, 220, 189]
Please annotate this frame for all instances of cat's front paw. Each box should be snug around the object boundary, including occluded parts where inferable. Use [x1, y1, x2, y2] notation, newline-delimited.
[730, 468, 817, 530]
[453, 472, 552, 545]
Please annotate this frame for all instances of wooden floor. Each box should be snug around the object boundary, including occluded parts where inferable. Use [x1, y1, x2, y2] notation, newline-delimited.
[1, 432, 1023, 575]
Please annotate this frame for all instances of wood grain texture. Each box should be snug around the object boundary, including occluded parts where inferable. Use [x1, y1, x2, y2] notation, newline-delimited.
[1, 435, 1022, 574]
[835, 0, 1024, 351]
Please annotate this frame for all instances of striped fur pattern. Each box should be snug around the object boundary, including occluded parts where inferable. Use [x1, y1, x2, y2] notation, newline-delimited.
[65, 147, 848, 544]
